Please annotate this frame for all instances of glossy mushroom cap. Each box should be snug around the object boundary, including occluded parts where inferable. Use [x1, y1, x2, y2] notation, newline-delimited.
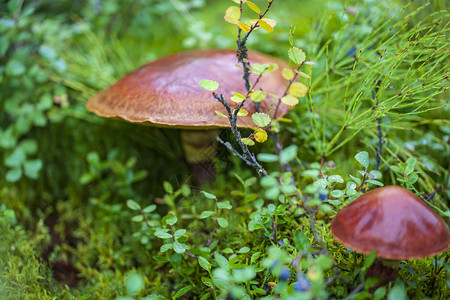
[330, 186, 450, 260]
[86, 49, 290, 129]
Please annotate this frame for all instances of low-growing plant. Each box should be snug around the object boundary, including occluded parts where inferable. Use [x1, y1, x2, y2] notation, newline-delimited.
[1, 0, 448, 299]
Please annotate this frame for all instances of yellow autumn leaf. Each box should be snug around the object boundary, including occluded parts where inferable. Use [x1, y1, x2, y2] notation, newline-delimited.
[230, 91, 246, 103]
[230, 96, 244, 103]
[261, 18, 276, 27]
[246, 1, 261, 14]
[289, 82, 307, 97]
[254, 129, 268, 143]
[258, 19, 273, 32]
[249, 90, 266, 102]
[233, 108, 249, 117]
[278, 117, 293, 123]
[224, 6, 240, 24]
[282, 68, 294, 80]
[232, 91, 246, 99]
[237, 21, 251, 32]
[281, 95, 299, 106]
[215, 111, 228, 118]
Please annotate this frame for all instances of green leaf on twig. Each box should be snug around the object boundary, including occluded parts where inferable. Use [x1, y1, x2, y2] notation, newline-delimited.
[199, 79, 219, 91]
[288, 47, 306, 65]
[251, 112, 271, 127]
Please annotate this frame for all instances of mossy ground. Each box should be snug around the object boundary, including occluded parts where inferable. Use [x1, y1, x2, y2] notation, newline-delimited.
[0, 0, 448, 299]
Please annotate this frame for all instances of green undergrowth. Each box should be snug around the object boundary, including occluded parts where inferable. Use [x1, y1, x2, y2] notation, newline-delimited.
[0, 209, 63, 299]
[1, 0, 449, 299]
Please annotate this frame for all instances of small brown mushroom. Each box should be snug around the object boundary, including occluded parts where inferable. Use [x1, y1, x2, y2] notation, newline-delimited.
[330, 185, 450, 288]
[86, 49, 290, 186]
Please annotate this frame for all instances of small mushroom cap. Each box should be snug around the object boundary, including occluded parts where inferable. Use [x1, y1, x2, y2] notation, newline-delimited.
[86, 49, 291, 129]
[330, 186, 450, 260]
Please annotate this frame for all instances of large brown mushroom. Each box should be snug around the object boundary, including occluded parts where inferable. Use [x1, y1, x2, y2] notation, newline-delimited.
[86, 49, 290, 185]
[331, 185, 450, 286]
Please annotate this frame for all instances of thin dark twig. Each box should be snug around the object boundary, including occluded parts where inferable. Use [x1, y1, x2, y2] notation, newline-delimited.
[270, 214, 277, 242]
[206, 197, 219, 248]
[343, 284, 365, 300]
[274, 62, 304, 119]
[357, 172, 368, 191]
[301, 196, 328, 255]
[211, 1, 278, 177]
[217, 136, 266, 174]
[373, 79, 383, 170]
[213, 94, 267, 175]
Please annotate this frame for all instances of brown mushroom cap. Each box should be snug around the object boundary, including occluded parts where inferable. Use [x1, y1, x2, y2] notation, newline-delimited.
[86, 49, 291, 129]
[330, 186, 450, 260]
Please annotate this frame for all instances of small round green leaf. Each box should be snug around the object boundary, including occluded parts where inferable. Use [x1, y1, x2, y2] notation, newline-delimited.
[251, 112, 271, 127]
[328, 175, 344, 183]
[198, 256, 211, 271]
[174, 229, 187, 239]
[23, 159, 43, 179]
[173, 241, 186, 254]
[288, 47, 306, 65]
[355, 151, 369, 169]
[241, 138, 255, 146]
[217, 217, 229, 228]
[199, 79, 219, 91]
[387, 282, 407, 300]
[160, 243, 173, 252]
[154, 230, 172, 239]
[127, 199, 141, 210]
[260, 176, 278, 188]
[6, 59, 26, 76]
[200, 211, 215, 219]
[330, 190, 344, 198]
[125, 273, 145, 296]
[238, 246, 250, 254]
[201, 191, 216, 199]
[166, 215, 178, 225]
[217, 201, 232, 209]
[279, 145, 298, 164]
[251, 63, 278, 75]
[132, 215, 144, 222]
[143, 204, 157, 213]
[6, 167, 22, 182]
[174, 285, 193, 299]
[257, 153, 278, 162]
[5, 147, 25, 168]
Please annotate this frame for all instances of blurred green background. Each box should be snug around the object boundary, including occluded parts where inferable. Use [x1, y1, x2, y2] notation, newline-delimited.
[0, 0, 448, 299]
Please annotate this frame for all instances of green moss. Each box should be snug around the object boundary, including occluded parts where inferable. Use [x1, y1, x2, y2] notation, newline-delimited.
[0, 223, 61, 299]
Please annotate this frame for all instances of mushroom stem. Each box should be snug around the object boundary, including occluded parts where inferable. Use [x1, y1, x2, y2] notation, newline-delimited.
[180, 130, 219, 187]
[365, 259, 400, 293]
